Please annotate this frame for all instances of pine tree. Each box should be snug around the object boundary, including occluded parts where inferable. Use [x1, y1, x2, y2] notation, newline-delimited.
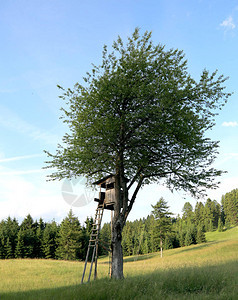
[184, 230, 193, 246]
[5, 217, 19, 257]
[182, 202, 194, 223]
[19, 214, 37, 258]
[195, 202, 205, 227]
[35, 218, 45, 258]
[148, 215, 159, 253]
[208, 219, 214, 232]
[151, 197, 173, 257]
[123, 223, 134, 256]
[5, 237, 13, 258]
[196, 227, 206, 243]
[141, 235, 149, 254]
[15, 229, 25, 258]
[0, 221, 6, 258]
[99, 223, 111, 256]
[42, 221, 58, 259]
[164, 235, 173, 250]
[217, 217, 223, 232]
[56, 210, 82, 260]
[222, 189, 238, 225]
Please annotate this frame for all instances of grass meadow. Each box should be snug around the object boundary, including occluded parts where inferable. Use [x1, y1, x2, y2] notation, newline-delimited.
[0, 226, 237, 299]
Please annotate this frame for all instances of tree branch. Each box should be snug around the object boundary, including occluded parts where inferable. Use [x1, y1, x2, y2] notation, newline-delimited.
[123, 175, 144, 224]
[127, 166, 143, 190]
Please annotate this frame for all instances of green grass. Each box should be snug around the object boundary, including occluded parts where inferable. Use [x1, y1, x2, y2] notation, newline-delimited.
[0, 227, 237, 299]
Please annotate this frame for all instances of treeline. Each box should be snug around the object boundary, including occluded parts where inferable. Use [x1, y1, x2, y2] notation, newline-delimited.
[0, 210, 93, 260]
[100, 189, 238, 257]
[0, 188, 238, 260]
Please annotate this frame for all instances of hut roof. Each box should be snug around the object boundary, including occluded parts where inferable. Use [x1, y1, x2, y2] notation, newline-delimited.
[93, 174, 129, 187]
[93, 174, 115, 186]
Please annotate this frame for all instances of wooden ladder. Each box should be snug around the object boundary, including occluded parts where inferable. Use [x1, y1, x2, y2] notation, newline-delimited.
[81, 203, 104, 284]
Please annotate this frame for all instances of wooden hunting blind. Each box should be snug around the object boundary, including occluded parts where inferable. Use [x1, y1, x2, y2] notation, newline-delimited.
[81, 174, 116, 283]
[82, 174, 130, 283]
[94, 174, 116, 210]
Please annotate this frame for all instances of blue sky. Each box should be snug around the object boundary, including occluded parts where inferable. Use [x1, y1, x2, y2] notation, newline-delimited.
[0, 0, 238, 224]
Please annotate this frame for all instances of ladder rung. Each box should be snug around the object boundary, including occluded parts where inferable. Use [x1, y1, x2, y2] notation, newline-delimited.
[81, 203, 104, 284]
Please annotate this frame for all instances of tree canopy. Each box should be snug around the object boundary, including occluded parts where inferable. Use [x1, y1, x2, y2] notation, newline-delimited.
[45, 28, 230, 199]
[45, 28, 230, 278]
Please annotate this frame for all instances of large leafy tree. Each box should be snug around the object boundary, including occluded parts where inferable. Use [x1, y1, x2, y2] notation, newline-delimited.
[45, 28, 230, 279]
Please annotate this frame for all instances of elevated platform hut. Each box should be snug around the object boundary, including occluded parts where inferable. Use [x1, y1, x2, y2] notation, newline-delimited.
[93, 174, 117, 210]
[82, 174, 129, 283]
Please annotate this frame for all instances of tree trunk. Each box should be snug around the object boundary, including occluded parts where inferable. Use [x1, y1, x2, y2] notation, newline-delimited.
[110, 172, 124, 279]
[160, 236, 163, 258]
[111, 219, 124, 279]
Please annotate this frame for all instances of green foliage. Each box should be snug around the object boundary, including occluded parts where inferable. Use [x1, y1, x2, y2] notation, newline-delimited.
[0, 227, 237, 299]
[44, 28, 230, 278]
[56, 210, 83, 260]
[217, 217, 223, 232]
[0, 188, 237, 261]
[151, 198, 173, 255]
[196, 226, 206, 243]
[182, 202, 194, 221]
[99, 223, 111, 256]
[15, 215, 37, 258]
[15, 229, 25, 258]
[42, 221, 58, 259]
[222, 189, 238, 225]
[45, 27, 230, 199]
[5, 237, 13, 258]
[184, 230, 193, 246]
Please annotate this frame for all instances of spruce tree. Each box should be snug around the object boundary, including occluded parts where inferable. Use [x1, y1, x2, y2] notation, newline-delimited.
[15, 229, 25, 258]
[217, 217, 223, 232]
[5, 237, 13, 258]
[35, 218, 45, 258]
[42, 221, 58, 259]
[151, 197, 173, 257]
[0, 221, 6, 258]
[56, 210, 82, 260]
[222, 189, 238, 225]
[196, 227, 206, 243]
[195, 202, 205, 228]
[184, 230, 193, 246]
[5, 217, 19, 257]
[20, 214, 37, 258]
[99, 223, 111, 256]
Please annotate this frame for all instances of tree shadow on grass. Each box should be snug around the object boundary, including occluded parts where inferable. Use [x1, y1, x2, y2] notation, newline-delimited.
[99, 253, 158, 265]
[1, 260, 237, 300]
[123, 253, 158, 263]
[166, 241, 224, 256]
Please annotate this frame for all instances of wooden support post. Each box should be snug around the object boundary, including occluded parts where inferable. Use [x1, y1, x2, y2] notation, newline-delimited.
[88, 245, 96, 282]
[81, 243, 91, 284]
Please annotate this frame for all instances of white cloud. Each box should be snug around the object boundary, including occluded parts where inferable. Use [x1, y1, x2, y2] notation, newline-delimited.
[214, 152, 238, 167]
[0, 166, 96, 223]
[0, 153, 44, 163]
[220, 16, 236, 30]
[222, 121, 238, 127]
[0, 104, 60, 145]
[206, 176, 238, 200]
[0, 169, 43, 176]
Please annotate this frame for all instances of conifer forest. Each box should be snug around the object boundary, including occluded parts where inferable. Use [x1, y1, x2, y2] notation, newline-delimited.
[0, 188, 237, 260]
